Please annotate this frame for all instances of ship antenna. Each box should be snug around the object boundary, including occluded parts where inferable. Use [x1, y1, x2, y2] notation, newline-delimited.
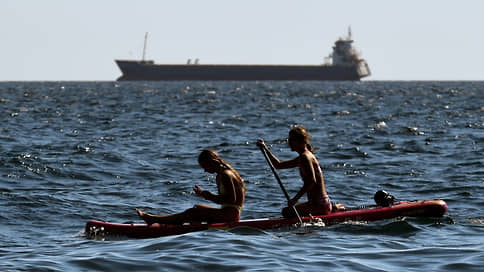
[348, 26, 352, 40]
[142, 32, 148, 62]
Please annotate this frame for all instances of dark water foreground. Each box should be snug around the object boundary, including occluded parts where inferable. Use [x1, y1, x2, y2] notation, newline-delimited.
[1, 81, 483, 271]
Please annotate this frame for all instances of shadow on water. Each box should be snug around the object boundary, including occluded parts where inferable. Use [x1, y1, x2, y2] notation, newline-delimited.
[328, 218, 446, 237]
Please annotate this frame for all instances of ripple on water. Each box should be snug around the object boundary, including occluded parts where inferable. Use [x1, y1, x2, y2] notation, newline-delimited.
[1, 81, 483, 271]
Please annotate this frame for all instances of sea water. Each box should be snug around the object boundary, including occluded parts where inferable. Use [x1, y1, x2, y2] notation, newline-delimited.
[1, 81, 483, 271]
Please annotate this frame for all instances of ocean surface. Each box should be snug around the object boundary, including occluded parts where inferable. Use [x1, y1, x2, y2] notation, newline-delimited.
[1, 81, 483, 271]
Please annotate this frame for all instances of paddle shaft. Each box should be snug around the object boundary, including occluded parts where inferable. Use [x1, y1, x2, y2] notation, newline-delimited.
[259, 146, 303, 224]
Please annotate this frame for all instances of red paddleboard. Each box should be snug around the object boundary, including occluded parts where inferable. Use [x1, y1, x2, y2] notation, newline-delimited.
[85, 200, 447, 239]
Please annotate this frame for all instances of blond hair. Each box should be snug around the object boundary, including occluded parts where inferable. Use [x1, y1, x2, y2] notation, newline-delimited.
[289, 126, 314, 153]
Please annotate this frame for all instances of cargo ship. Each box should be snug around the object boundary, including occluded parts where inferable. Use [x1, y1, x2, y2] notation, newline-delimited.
[115, 28, 371, 81]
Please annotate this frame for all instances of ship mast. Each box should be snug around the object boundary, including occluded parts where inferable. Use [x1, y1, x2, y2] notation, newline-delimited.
[142, 32, 148, 62]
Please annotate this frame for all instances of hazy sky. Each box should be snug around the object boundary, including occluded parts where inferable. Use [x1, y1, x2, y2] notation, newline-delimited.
[2, 0, 483, 81]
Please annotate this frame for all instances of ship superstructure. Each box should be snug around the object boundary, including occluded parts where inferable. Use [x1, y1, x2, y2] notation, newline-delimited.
[329, 27, 371, 79]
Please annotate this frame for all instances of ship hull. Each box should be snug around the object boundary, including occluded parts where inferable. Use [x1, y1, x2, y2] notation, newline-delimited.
[115, 60, 369, 81]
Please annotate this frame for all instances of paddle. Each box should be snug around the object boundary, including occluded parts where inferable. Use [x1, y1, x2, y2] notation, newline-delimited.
[259, 145, 303, 225]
